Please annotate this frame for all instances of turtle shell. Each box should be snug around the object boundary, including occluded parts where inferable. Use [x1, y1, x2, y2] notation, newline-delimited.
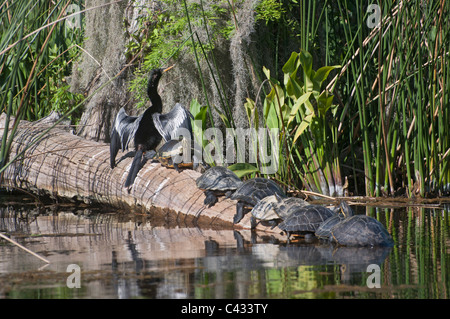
[196, 166, 242, 192]
[249, 195, 284, 229]
[157, 138, 194, 169]
[272, 196, 310, 219]
[158, 139, 182, 156]
[330, 215, 394, 247]
[250, 195, 280, 221]
[315, 214, 345, 239]
[277, 205, 335, 234]
[231, 178, 286, 224]
[230, 177, 286, 206]
[315, 201, 354, 239]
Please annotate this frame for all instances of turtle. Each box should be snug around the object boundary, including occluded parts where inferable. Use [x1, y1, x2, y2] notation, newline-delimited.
[271, 193, 311, 217]
[277, 204, 335, 242]
[230, 177, 286, 224]
[329, 214, 394, 247]
[250, 194, 311, 229]
[249, 195, 282, 229]
[315, 201, 354, 239]
[156, 137, 201, 172]
[196, 166, 243, 207]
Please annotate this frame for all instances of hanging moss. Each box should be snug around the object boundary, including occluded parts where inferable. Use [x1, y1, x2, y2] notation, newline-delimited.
[124, 0, 299, 129]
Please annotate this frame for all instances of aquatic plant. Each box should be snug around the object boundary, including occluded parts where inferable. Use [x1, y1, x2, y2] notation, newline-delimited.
[0, 1, 85, 122]
[2, 0, 448, 198]
[332, 1, 450, 196]
[181, 0, 450, 197]
[0, 0, 85, 169]
[267, 50, 341, 195]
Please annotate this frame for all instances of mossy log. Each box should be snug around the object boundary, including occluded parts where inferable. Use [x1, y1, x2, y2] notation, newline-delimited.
[0, 113, 278, 232]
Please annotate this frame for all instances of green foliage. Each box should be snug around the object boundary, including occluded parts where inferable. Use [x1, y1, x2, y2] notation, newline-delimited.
[239, 50, 342, 194]
[330, 0, 450, 197]
[187, 0, 449, 197]
[189, 98, 208, 148]
[0, 1, 85, 123]
[255, 0, 286, 23]
[228, 162, 260, 178]
[1, 0, 446, 198]
[0, 0, 86, 170]
[126, 0, 236, 109]
[49, 84, 84, 124]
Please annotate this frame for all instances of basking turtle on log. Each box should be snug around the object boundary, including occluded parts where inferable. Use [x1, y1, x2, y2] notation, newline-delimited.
[231, 178, 286, 224]
[315, 202, 394, 247]
[196, 166, 243, 208]
[155, 137, 203, 172]
[277, 204, 335, 242]
[109, 66, 193, 190]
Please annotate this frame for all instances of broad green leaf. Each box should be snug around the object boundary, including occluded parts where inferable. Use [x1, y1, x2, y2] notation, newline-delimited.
[312, 65, 341, 91]
[265, 101, 279, 129]
[190, 99, 208, 147]
[293, 113, 313, 143]
[263, 96, 271, 119]
[330, 104, 339, 117]
[282, 51, 300, 86]
[282, 51, 299, 74]
[266, 83, 285, 113]
[194, 105, 208, 124]
[288, 91, 313, 126]
[190, 98, 207, 130]
[244, 98, 255, 119]
[299, 50, 312, 77]
[280, 100, 291, 126]
[228, 163, 260, 178]
[317, 91, 334, 117]
[244, 98, 258, 130]
[304, 98, 315, 114]
[286, 71, 303, 99]
[263, 66, 271, 80]
[299, 50, 313, 92]
[190, 98, 202, 116]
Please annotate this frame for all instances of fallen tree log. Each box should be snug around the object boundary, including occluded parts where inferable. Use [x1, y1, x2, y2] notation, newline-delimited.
[0, 113, 276, 232]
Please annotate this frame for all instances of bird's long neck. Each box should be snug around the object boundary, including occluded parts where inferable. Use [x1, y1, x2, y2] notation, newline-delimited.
[147, 81, 162, 114]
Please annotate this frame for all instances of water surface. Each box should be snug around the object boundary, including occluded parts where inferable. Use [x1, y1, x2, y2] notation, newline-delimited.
[0, 194, 449, 299]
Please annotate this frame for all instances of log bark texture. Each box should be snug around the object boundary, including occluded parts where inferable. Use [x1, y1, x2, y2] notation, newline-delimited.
[0, 114, 273, 231]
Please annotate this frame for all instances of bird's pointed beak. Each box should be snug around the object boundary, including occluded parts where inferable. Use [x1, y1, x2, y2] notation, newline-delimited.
[163, 65, 175, 73]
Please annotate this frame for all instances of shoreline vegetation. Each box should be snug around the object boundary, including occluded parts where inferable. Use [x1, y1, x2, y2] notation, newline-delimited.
[1, 0, 449, 201]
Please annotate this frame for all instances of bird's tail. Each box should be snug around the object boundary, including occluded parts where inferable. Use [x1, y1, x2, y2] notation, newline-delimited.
[110, 129, 120, 169]
[125, 149, 143, 189]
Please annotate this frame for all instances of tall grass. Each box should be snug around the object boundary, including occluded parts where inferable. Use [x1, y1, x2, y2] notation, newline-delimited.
[332, 1, 449, 196]
[2, 0, 448, 198]
[0, 0, 85, 171]
[184, 0, 449, 197]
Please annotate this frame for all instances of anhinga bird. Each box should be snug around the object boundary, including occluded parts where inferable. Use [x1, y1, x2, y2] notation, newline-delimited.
[110, 66, 193, 190]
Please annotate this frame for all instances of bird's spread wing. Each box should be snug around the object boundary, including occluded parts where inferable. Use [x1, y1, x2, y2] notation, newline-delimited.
[153, 103, 193, 142]
[110, 108, 141, 168]
[113, 108, 142, 150]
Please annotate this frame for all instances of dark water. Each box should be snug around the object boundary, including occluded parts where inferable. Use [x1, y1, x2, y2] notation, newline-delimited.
[0, 194, 449, 299]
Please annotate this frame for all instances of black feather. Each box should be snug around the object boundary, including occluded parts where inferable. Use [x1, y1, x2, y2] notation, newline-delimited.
[109, 68, 194, 189]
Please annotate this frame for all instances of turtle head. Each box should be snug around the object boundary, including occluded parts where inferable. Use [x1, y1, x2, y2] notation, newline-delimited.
[336, 201, 354, 218]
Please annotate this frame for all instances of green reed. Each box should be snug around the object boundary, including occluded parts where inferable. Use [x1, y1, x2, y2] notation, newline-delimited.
[2, 0, 448, 197]
[312, 0, 449, 196]
[0, 0, 85, 170]
[179, 0, 449, 196]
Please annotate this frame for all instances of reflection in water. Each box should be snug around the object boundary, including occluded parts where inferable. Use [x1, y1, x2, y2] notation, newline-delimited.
[0, 197, 449, 299]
